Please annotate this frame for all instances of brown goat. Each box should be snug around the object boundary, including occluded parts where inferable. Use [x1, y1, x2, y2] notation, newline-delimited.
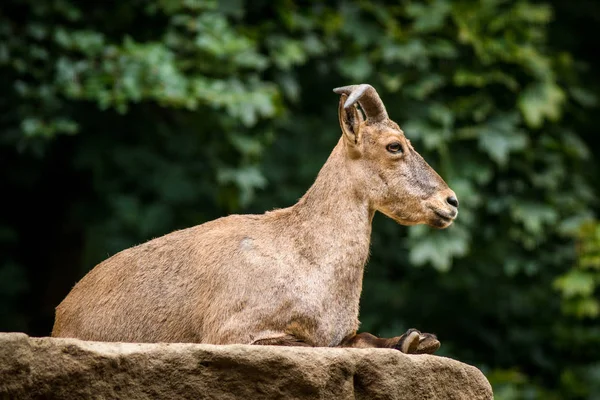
[52, 84, 458, 354]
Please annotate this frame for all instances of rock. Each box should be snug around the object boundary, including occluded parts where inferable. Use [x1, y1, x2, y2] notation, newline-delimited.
[0, 332, 493, 399]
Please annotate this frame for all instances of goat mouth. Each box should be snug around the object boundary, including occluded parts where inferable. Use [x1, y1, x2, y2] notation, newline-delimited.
[434, 210, 457, 220]
[429, 208, 457, 228]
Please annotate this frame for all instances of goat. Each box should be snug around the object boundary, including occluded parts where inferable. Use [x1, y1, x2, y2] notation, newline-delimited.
[52, 84, 458, 354]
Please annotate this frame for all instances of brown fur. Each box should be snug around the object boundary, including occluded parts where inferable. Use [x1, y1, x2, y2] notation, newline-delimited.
[52, 86, 457, 354]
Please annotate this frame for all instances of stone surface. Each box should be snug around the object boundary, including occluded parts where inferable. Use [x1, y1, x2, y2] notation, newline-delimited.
[0, 332, 493, 399]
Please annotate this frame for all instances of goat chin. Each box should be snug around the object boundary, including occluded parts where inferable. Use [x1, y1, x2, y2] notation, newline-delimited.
[430, 217, 455, 229]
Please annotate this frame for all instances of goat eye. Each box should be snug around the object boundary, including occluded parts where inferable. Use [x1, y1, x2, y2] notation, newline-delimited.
[386, 142, 403, 154]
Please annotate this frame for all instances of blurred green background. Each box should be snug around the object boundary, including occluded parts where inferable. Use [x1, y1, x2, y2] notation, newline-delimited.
[1, 0, 599, 398]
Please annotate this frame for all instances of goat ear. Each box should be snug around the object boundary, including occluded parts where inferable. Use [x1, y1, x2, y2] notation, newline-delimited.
[338, 94, 363, 146]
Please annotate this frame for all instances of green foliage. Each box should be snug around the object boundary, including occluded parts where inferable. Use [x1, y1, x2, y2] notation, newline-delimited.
[1, 0, 599, 398]
[555, 221, 600, 318]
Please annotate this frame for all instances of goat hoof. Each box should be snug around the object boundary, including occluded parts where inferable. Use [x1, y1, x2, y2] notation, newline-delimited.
[414, 332, 440, 354]
[395, 329, 440, 354]
[394, 328, 421, 353]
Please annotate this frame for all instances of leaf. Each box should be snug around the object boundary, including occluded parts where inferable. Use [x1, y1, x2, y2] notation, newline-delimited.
[510, 202, 558, 236]
[477, 117, 529, 166]
[561, 297, 600, 319]
[217, 165, 267, 206]
[405, 74, 445, 99]
[519, 81, 566, 128]
[569, 87, 598, 108]
[408, 224, 470, 272]
[554, 270, 595, 298]
[453, 69, 518, 90]
[336, 54, 372, 81]
[228, 133, 264, 157]
[561, 131, 590, 160]
[406, 0, 451, 33]
[381, 39, 428, 67]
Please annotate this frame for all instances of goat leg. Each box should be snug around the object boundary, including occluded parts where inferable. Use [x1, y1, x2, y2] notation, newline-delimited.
[339, 329, 440, 354]
[251, 334, 312, 347]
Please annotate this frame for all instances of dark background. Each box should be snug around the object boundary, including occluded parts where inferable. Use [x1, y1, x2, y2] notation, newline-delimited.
[1, 1, 599, 398]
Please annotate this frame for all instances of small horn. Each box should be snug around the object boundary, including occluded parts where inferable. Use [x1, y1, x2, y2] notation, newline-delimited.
[333, 84, 388, 123]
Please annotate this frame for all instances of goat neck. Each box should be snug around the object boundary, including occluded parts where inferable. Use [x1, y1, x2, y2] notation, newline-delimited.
[281, 139, 373, 270]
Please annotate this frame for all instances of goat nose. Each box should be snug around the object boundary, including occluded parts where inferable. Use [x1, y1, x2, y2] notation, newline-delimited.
[446, 195, 459, 208]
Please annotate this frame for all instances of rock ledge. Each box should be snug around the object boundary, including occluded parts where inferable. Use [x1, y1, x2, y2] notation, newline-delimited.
[0, 332, 492, 399]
